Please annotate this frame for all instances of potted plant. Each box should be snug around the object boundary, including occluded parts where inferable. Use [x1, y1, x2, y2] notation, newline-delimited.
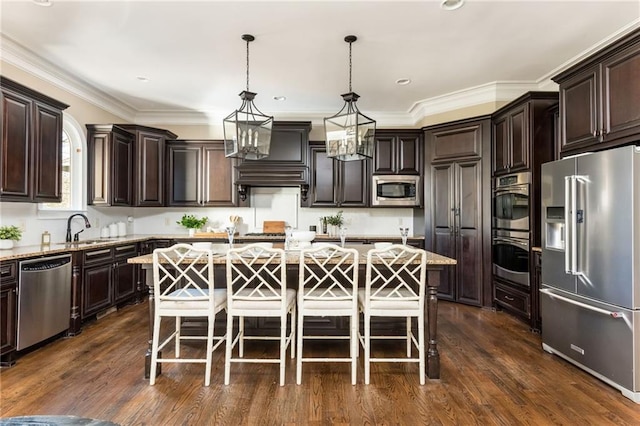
[0, 225, 22, 250]
[177, 214, 208, 236]
[325, 211, 344, 237]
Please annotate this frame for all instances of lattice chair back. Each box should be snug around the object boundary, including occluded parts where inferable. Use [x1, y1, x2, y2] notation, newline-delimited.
[364, 244, 427, 313]
[153, 243, 216, 314]
[226, 244, 287, 313]
[299, 244, 359, 312]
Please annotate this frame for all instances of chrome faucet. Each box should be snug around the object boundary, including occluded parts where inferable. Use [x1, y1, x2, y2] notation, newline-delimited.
[66, 213, 92, 242]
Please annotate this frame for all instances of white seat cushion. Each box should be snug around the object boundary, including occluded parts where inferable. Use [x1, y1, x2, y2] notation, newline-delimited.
[158, 288, 227, 311]
[231, 288, 296, 311]
[301, 288, 355, 310]
[358, 288, 420, 311]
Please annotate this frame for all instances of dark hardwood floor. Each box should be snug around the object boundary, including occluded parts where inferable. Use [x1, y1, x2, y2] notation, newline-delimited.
[1, 300, 639, 425]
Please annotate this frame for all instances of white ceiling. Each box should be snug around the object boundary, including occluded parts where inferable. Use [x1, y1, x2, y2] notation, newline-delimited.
[1, 0, 639, 126]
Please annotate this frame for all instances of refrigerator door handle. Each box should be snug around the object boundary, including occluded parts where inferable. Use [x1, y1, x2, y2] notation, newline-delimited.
[540, 289, 631, 328]
[564, 176, 572, 274]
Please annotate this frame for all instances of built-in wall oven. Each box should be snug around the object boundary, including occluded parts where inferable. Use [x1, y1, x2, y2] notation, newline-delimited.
[492, 229, 530, 287]
[493, 172, 530, 231]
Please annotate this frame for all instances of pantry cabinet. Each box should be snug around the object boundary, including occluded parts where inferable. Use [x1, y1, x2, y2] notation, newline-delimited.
[424, 117, 492, 307]
[0, 77, 68, 202]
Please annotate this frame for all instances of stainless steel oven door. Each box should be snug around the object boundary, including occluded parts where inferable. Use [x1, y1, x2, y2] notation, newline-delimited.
[493, 184, 530, 230]
[493, 230, 530, 287]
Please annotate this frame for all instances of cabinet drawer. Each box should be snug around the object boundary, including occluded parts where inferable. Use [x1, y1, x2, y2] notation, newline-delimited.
[0, 261, 16, 284]
[114, 244, 138, 259]
[83, 247, 114, 266]
[494, 281, 530, 318]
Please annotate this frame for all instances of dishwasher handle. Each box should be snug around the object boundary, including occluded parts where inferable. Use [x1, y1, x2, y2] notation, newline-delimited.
[21, 255, 71, 272]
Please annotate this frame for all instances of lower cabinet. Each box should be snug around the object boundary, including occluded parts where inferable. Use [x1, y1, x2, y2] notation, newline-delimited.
[493, 278, 531, 319]
[0, 260, 17, 366]
[81, 244, 138, 319]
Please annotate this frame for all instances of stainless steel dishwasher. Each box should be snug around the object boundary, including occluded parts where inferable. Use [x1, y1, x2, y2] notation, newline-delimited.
[17, 254, 72, 350]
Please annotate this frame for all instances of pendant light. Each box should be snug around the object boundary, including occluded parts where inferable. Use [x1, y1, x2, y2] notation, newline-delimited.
[324, 35, 376, 161]
[224, 34, 273, 160]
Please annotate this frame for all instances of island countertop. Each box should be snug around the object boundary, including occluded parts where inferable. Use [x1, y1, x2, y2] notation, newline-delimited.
[0, 234, 426, 262]
[126, 244, 456, 266]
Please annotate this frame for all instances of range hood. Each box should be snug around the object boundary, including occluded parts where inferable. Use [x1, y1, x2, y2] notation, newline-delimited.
[235, 121, 311, 188]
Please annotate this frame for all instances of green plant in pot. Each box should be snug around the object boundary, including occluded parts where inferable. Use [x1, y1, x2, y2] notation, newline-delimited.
[325, 211, 344, 236]
[0, 225, 22, 250]
[177, 214, 208, 236]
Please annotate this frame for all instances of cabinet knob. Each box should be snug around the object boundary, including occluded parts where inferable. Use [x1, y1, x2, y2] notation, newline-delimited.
[504, 295, 515, 301]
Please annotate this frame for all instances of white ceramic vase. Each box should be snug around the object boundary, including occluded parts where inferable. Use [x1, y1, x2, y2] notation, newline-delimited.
[0, 239, 14, 250]
[188, 228, 196, 237]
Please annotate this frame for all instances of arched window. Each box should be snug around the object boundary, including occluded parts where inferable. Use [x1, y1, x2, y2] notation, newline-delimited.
[39, 113, 84, 213]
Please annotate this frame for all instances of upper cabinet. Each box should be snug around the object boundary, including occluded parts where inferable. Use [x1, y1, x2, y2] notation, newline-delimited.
[118, 124, 177, 207]
[553, 28, 640, 156]
[306, 141, 369, 208]
[492, 92, 558, 177]
[86, 124, 134, 206]
[166, 140, 241, 207]
[0, 77, 68, 203]
[373, 130, 422, 175]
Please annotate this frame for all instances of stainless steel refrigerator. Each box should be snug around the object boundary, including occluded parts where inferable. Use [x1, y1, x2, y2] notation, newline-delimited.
[540, 144, 640, 403]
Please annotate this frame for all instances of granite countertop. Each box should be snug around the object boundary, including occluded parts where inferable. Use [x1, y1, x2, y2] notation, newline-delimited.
[532, 246, 542, 252]
[127, 244, 456, 266]
[0, 234, 427, 262]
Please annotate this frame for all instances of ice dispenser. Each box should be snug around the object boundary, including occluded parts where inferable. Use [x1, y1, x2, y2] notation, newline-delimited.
[545, 206, 565, 250]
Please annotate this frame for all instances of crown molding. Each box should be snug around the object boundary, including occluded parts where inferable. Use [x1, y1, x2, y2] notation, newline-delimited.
[408, 81, 540, 122]
[0, 34, 137, 122]
[537, 19, 640, 84]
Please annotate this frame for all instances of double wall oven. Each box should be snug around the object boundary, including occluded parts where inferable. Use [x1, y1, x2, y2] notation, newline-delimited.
[492, 172, 530, 287]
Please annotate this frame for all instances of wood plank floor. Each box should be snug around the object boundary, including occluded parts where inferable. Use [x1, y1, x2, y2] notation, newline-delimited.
[1, 300, 639, 425]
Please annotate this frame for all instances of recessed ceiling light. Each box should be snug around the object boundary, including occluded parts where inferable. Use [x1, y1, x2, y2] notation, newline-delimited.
[441, 0, 464, 11]
[136, 76, 149, 83]
[273, 96, 286, 101]
[396, 78, 411, 86]
[33, 0, 53, 7]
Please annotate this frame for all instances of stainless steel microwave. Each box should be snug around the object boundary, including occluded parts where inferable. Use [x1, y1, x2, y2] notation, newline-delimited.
[372, 175, 421, 207]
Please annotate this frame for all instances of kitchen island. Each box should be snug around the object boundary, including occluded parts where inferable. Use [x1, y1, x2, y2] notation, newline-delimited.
[128, 244, 455, 380]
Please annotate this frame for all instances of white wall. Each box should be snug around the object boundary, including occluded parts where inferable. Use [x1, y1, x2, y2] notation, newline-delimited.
[1, 187, 421, 247]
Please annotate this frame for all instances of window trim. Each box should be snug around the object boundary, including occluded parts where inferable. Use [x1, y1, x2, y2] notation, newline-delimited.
[38, 112, 87, 218]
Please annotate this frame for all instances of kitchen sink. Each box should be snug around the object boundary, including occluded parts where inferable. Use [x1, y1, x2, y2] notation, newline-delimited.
[58, 239, 115, 245]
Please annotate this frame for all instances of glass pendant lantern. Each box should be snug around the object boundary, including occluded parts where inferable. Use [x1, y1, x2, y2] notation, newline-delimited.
[224, 34, 273, 160]
[324, 35, 376, 161]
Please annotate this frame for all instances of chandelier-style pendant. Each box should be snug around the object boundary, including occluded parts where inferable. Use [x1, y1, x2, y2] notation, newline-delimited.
[224, 34, 273, 160]
[324, 35, 376, 161]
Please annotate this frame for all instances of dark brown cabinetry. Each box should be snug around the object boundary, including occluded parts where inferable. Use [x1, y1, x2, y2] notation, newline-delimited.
[0, 260, 17, 366]
[86, 124, 134, 206]
[166, 140, 239, 207]
[373, 130, 422, 175]
[306, 141, 369, 207]
[424, 117, 492, 306]
[118, 125, 177, 207]
[0, 77, 68, 202]
[553, 28, 640, 156]
[492, 92, 558, 177]
[81, 244, 138, 319]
